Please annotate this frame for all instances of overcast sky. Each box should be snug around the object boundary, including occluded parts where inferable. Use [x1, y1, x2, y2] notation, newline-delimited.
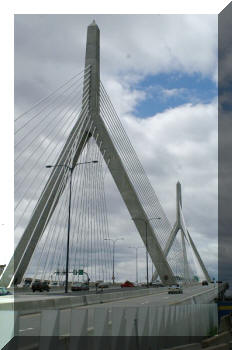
[9, 14, 219, 283]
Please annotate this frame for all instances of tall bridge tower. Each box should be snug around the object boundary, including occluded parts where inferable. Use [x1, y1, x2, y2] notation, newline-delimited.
[2, 21, 210, 287]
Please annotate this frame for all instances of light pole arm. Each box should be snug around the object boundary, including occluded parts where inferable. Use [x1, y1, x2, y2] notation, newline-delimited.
[104, 237, 123, 285]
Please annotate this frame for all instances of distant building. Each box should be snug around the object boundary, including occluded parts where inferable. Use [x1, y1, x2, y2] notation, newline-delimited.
[0, 264, 6, 276]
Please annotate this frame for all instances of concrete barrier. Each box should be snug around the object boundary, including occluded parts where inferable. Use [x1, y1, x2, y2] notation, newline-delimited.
[205, 344, 230, 350]
[4, 287, 162, 312]
[8, 287, 161, 312]
[173, 287, 220, 306]
[219, 314, 232, 333]
[10, 286, 67, 293]
[202, 331, 232, 348]
[13, 295, 84, 313]
[163, 343, 201, 350]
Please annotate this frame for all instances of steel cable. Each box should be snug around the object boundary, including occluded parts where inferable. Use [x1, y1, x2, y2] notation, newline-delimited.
[15, 66, 91, 122]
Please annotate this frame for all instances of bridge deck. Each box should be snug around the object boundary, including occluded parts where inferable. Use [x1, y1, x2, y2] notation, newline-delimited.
[0, 284, 220, 311]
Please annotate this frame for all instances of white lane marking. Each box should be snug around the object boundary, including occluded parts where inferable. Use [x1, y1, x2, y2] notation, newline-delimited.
[19, 328, 34, 332]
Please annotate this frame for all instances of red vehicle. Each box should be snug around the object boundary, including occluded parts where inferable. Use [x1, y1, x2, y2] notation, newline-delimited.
[121, 280, 135, 288]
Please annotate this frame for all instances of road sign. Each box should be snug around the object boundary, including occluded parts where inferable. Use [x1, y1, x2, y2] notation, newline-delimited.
[78, 269, 84, 275]
[73, 269, 77, 275]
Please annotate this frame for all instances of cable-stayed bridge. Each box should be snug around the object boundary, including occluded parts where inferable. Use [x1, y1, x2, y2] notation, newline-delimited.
[1, 21, 211, 290]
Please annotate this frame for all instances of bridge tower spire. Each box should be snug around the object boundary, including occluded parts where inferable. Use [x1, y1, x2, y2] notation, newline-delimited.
[84, 19, 100, 118]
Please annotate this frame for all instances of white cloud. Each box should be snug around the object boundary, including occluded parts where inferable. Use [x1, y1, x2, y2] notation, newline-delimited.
[100, 15, 218, 83]
[103, 79, 147, 115]
[162, 88, 187, 97]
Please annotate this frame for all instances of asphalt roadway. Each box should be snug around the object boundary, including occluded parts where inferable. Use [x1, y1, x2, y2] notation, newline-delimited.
[13, 283, 209, 302]
[73, 284, 215, 307]
[13, 285, 164, 301]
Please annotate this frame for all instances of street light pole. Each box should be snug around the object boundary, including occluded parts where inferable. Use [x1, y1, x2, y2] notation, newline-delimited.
[128, 246, 143, 284]
[46, 160, 98, 293]
[104, 238, 124, 285]
[132, 217, 161, 288]
[136, 248, 138, 284]
[65, 167, 73, 294]
[113, 242, 115, 285]
[145, 221, 149, 288]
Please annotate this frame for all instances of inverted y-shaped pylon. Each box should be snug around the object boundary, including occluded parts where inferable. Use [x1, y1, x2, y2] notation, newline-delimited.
[152, 182, 211, 283]
[2, 21, 177, 287]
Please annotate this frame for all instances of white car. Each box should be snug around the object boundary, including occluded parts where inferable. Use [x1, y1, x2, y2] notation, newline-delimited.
[150, 281, 164, 287]
[168, 284, 183, 294]
[98, 282, 109, 288]
[50, 281, 58, 286]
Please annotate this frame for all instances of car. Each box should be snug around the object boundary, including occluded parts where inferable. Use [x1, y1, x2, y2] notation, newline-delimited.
[133, 283, 140, 287]
[95, 280, 103, 287]
[23, 278, 33, 287]
[150, 281, 164, 287]
[202, 280, 208, 286]
[31, 281, 50, 292]
[121, 280, 135, 288]
[51, 281, 58, 286]
[71, 282, 89, 291]
[224, 290, 232, 300]
[168, 284, 183, 294]
[98, 282, 109, 289]
[141, 282, 148, 287]
[0, 287, 12, 296]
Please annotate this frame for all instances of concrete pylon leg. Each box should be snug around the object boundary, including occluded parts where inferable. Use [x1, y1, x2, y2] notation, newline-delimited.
[181, 229, 191, 283]
[186, 230, 211, 282]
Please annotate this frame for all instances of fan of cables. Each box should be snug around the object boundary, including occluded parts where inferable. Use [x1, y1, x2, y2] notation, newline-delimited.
[15, 67, 112, 283]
